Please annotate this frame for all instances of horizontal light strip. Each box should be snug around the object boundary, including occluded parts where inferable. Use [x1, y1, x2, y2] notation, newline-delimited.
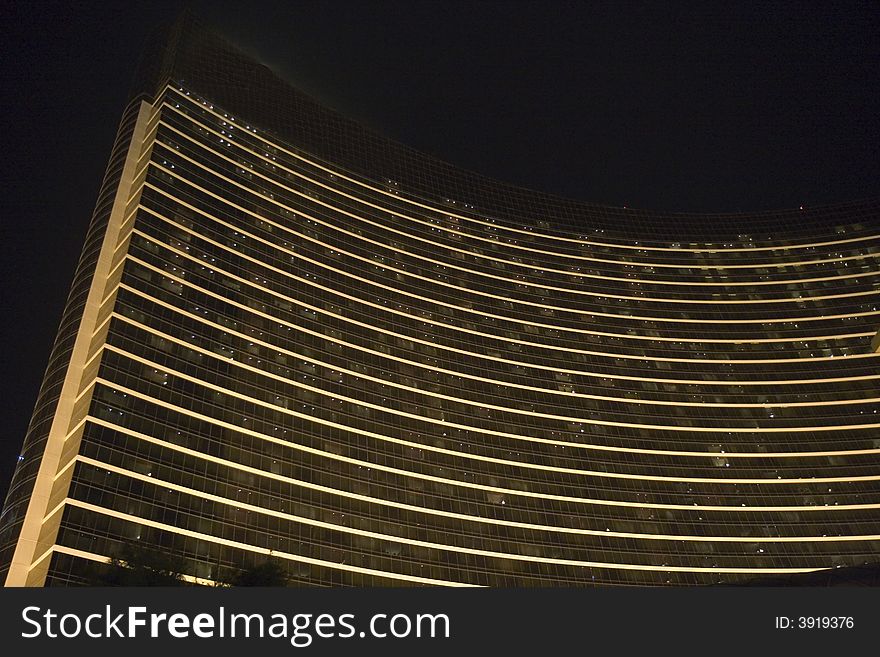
[124, 253, 880, 366]
[127, 159, 155, 199]
[142, 96, 164, 132]
[77, 456, 880, 561]
[124, 140, 160, 191]
[64, 498, 471, 586]
[119, 288, 880, 405]
[81, 418, 880, 543]
[58, 474, 844, 583]
[129, 125, 162, 184]
[92, 371, 880, 484]
[165, 89, 880, 256]
[60, 416, 89, 446]
[80, 343, 106, 375]
[141, 183, 880, 328]
[52, 456, 78, 486]
[149, 138, 880, 303]
[111, 283, 880, 392]
[102, 251, 130, 288]
[27, 546, 57, 574]
[132, 116, 164, 171]
[109, 204, 144, 256]
[115, 296, 880, 416]
[88, 314, 114, 345]
[41, 499, 67, 526]
[156, 115, 880, 286]
[101, 323, 880, 458]
[111, 304, 880, 420]
[45, 544, 216, 586]
[132, 206, 876, 347]
[83, 415, 880, 513]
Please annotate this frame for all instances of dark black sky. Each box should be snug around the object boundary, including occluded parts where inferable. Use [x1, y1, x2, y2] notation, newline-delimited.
[0, 0, 877, 502]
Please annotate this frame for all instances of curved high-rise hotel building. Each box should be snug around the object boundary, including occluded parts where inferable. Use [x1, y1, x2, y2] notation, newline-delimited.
[2, 16, 879, 587]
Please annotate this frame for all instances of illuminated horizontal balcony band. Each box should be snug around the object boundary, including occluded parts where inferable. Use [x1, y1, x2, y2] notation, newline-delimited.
[65, 456, 880, 553]
[137, 185, 880, 329]
[66, 475, 877, 576]
[105, 233, 868, 383]
[98, 337, 880, 467]
[29, 546, 214, 587]
[105, 292, 880, 392]
[130, 230, 874, 372]
[139, 212, 878, 371]
[167, 88, 880, 256]
[53, 448, 872, 572]
[58, 497, 834, 581]
[75, 416, 880, 524]
[141, 171, 878, 331]
[133, 120, 163, 168]
[151, 117, 880, 286]
[74, 416, 880, 542]
[152, 121, 880, 280]
[58, 498, 471, 586]
[108, 309, 880, 417]
[140, 164, 879, 294]
[101, 319, 880, 457]
[114, 282, 876, 426]
[142, 99, 166, 133]
[78, 413, 879, 542]
[74, 400, 871, 544]
[127, 112, 164, 166]
[123, 254, 880, 368]
[90, 363, 880, 480]
[130, 201, 880, 347]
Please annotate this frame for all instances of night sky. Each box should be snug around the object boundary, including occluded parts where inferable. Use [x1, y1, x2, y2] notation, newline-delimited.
[0, 0, 877, 503]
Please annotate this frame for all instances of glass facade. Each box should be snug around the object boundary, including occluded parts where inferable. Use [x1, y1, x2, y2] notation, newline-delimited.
[1, 15, 879, 586]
